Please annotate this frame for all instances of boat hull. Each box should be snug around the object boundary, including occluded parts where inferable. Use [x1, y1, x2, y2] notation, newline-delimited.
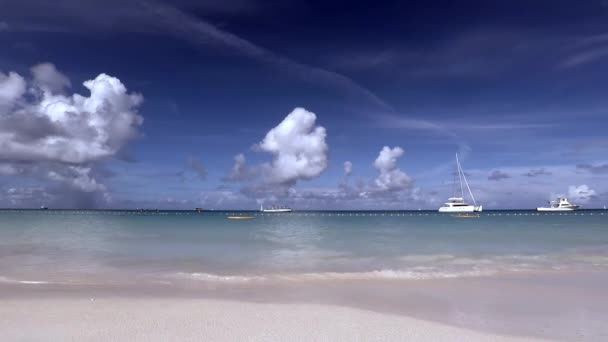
[439, 205, 482, 213]
[261, 209, 293, 213]
[536, 207, 577, 212]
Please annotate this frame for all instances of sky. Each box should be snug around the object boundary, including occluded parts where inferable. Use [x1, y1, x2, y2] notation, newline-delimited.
[1, 0, 608, 210]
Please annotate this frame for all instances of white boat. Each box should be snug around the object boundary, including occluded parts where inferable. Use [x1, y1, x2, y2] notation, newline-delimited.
[439, 154, 482, 213]
[537, 198, 580, 212]
[260, 204, 292, 213]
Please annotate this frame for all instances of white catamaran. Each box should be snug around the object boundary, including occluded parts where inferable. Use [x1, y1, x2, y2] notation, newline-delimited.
[439, 154, 483, 213]
[260, 204, 292, 213]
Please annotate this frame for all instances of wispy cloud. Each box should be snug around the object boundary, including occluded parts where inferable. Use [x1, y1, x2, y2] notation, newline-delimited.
[560, 46, 608, 68]
[577, 163, 608, 174]
[176, 157, 208, 181]
[5, 0, 468, 169]
[558, 31, 608, 68]
[523, 168, 552, 177]
[488, 170, 511, 181]
[174, 0, 266, 16]
[5, 0, 395, 113]
[570, 32, 608, 48]
[381, 115, 554, 135]
[326, 30, 565, 78]
[328, 28, 608, 77]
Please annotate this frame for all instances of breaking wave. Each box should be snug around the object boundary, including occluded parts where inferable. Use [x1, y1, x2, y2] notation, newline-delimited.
[171, 268, 496, 283]
[0, 276, 51, 284]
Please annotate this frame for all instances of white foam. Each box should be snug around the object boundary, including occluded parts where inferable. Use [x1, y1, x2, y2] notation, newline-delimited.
[171, 268, 496, 284]
[0, 276, 51, 284]
[173, 272, 265, 283]
[281, 269, 496, 281]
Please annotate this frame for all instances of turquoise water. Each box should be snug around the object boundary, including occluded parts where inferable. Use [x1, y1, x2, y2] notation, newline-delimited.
[1, 209, 607, 284]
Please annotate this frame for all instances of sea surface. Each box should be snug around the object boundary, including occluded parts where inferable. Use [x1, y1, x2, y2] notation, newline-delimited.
[1, 209, 607, 286]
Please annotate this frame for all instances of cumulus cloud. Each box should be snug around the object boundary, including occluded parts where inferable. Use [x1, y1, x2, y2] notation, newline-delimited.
[0, 71, 26, 113]
[221, 112, 424, 208]
[0, 63, 144, 203]
[222, 108, 331, 204]
[488, 170, 510, 181]
[567, 184, 596, 204]
[0, 65, 143, 164]
[337, 160, 355, 193]
[372, 146, 412, 192]
[344, 161, 353, 176]
[256, 107, 328, 185]
[31, 63, 71, 94]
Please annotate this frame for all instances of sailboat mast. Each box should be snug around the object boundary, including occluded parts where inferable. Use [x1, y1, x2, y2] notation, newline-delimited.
[457, 154, 477, 205]
[456, 153, 465, 199]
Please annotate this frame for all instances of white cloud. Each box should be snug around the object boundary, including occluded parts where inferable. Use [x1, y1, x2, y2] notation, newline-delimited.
[31, 62, 71, 94]
[225, 143, 420, 208]
[0, 63, 144, 197]
[344, 161, 352, 176]
[256, 107, 328, 185]
[0, 65, 143, 164]
[567, 184, 596, 204]
[0, 71, 26, 113]
[373, 146, 412, 192]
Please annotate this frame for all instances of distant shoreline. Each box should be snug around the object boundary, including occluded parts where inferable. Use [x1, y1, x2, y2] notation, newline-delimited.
[1, 208, 607, 212]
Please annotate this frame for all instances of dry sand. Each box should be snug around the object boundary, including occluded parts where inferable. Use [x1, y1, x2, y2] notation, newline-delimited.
[0, 297, 544, 341]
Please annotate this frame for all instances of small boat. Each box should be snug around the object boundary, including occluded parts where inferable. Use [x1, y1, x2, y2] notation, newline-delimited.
[227, 216, 255, 220]
[194, 208, 205, 212]
[439, 154, 482, 213]
[537, 197, 580, 212]
[260, 204, 292, 213]
[40, 206, 48, 210]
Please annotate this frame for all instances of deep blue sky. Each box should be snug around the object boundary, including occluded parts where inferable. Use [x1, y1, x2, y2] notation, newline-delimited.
[1, 0, 608, 209]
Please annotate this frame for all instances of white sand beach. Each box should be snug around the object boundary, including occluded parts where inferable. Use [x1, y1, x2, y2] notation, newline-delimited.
[0, 297, 544, 342]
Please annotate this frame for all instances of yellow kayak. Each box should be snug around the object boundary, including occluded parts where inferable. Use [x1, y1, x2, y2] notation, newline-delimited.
[227, 216, 255, 220]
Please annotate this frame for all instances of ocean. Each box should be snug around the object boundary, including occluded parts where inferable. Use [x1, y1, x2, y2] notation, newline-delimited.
[2, 209, 608, 340]
[1, 209, 607, 285]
